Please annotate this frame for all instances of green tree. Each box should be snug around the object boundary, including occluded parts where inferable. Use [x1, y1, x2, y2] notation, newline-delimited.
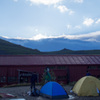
[41, 69, 56, 85]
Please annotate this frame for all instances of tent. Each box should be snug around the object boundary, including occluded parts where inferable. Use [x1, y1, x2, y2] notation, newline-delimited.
[72, 76, 100, 96]
[40, 81, 69, 99]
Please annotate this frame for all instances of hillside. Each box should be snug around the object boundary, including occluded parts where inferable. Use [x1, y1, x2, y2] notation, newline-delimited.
[0, 39, 41, 55]
[0, 38, 100, 55]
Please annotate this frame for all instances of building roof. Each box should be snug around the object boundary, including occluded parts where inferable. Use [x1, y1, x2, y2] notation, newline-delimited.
[0, 55, 100, 66]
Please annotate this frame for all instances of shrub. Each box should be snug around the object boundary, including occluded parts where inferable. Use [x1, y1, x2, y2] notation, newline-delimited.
[41, 69, 56, 85]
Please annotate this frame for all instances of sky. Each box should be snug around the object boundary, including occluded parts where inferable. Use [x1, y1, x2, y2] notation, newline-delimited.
[0, 0, 100, 40]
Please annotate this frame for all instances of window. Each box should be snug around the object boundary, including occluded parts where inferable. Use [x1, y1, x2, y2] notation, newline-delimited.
[46, 66, 56, 70]
[87, 66, 97, 69]
[57, 66, 66, 70]
[58, 76, 66, 80]
[0, 76, 6, 83]
[97, 66, 100, 69]
[8, 77, 17, 83]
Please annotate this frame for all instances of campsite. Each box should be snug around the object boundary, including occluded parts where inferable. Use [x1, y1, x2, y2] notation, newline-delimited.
[1, 1, 100, 100]
[1, 76, 100, 100]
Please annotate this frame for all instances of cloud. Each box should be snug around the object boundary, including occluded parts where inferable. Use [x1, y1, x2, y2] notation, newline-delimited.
[74, 0, 83, 3]
[28, 0, 74, 14]
[66, 24, 81, 30]
[83, 18, 100, 26]
[96, 19, 100, 24]
[30, 34, 49, 40]
[2, 31, 100, 42]
[56, 5, 69, 13]
[65, 31, 100, 42]
[35, 29, 38, 32]
[66, 24, 72, 29]
[28, 34, 68, 40]
[0, 35, 9, 39]
[69, 10, 74, 15]
[74, 25, 81, 29]
[83, 18, 94, 26]
[55, 5, 74, 14]
[29, 31, 100, 42]
[29, 0, 63, 5]
[13, 0, 18, 2]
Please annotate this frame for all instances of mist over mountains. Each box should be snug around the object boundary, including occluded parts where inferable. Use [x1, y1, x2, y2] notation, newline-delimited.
[0, 35, 100, 52]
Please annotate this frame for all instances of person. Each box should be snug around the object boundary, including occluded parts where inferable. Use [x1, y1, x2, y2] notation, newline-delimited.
[30, 72, 37, 94]
[45, 67, 51, 83]
[86, 70, 91, 76]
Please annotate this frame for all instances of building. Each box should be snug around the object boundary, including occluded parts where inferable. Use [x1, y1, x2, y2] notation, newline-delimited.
[0, 55, 100, 87]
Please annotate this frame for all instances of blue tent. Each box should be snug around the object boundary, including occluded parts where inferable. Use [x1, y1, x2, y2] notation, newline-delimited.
[40, 81, 69, 99]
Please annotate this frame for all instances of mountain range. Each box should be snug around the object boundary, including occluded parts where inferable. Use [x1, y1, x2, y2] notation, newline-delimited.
[0, 38, 100, 55]
[1, 36, 100, 52]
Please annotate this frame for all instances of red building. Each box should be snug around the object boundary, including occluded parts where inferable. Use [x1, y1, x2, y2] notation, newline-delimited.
[0, 55, 100, 87]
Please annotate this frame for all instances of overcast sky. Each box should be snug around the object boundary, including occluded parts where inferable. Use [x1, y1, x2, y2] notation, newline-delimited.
[0, 0, 100, 40]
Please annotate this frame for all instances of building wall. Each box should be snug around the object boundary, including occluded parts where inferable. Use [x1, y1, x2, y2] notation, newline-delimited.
[87, 65, 100, 78]
[69, 65, 87, 82]
[0, 64, 100, 87]
[0, 66, 8, 86]
[0, 65, 45, 86]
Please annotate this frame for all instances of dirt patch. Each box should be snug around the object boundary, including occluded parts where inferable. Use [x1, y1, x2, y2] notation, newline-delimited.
[0, 85, 100, 100]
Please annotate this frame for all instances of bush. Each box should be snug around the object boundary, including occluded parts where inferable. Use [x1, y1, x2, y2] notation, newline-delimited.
[41, 69, 56, 85]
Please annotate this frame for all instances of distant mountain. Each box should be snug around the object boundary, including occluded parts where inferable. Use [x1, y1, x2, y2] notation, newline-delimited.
[0, 38, 100, 55]
[43, 48, 100, 55]
[1, 36, 100, 52]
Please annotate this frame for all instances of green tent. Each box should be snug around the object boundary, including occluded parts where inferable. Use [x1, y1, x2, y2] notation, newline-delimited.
[72, 76, 100, 96]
